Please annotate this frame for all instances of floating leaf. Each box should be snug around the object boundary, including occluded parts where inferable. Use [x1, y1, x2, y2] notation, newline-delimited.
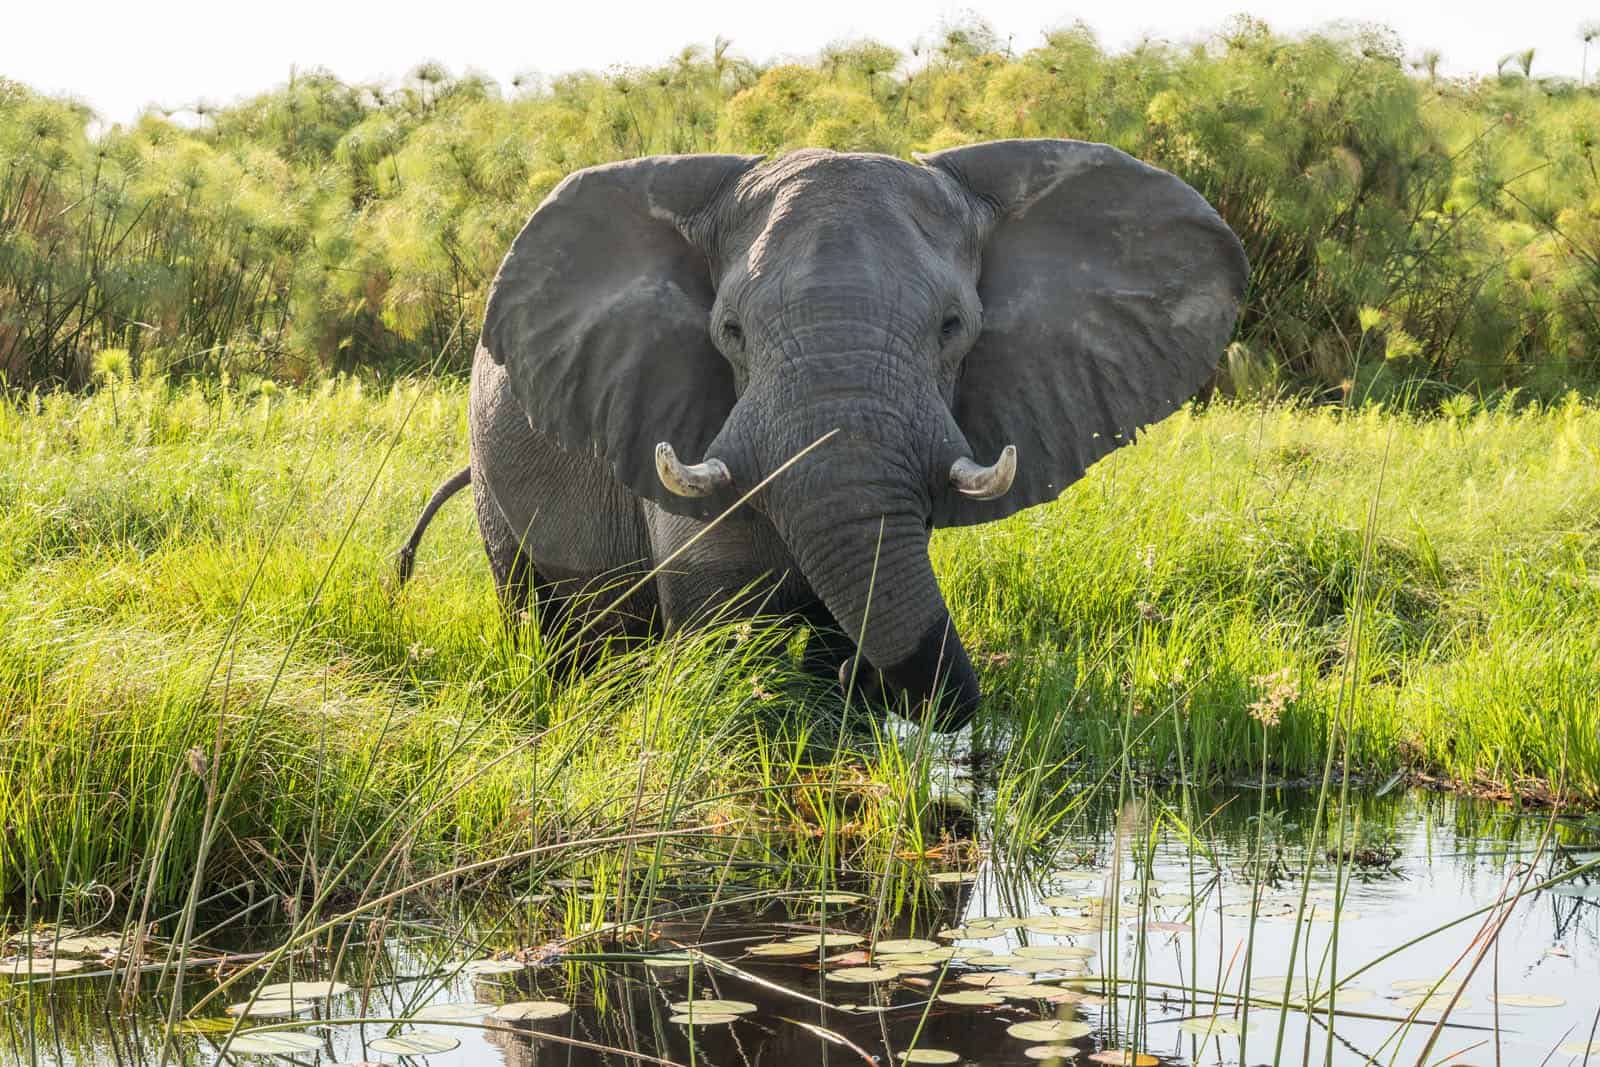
[1015, 946, 1095, 961]
[748, 942, 817, 958]
[1395, 993, 1468, 1012]
[959, 972, 1030, 989]
[642, 953, 697, 969]
[786, 933, 862, 948]
[1488, 992, 1564, 1008]
[1144, 922, 1191, 933]
[492, 1000, 571, 1021]
[368, 1033, 460, 1054]
[1178, 1015, 1241, 1036]
[52, 935, 125, 955]
[670, 999, 757, 1015]
[939, 990, 1007, 1006]
[929, 872, 977, 885]
[1559, 1041, 1600, 1056]
[827, 966, 898, 983]
[227, 1033, 325, 1054]
[256, 981, 351, 999]
[412, 1002, 485, 1021]
[1040, 896, 1099, 909]
[1, 958, 84, 975]
[1087, 1052, 1157, 1066]
[670, 1012, 737, 1026]
[897, 1051, 960, 1064]
[1008, 1020, 1092, 1041]
[1390, 979, 1462, 993]
[462, 959, 524, 975]
[876, 939, 940, 955]
[884, 962, 938, 976]
[807, 892, 865, 905]
[1024, 1045, 1083, 1060]
[998, 984, 1082, 1002]
[1025, 917, 1101, 934]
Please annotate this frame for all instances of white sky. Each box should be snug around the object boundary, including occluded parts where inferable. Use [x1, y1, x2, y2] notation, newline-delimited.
[4, 0, 1595, 125]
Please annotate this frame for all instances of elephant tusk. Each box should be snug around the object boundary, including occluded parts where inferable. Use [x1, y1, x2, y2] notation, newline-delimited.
[949, 445, 1017, 500]
[655, 442, 733, 497]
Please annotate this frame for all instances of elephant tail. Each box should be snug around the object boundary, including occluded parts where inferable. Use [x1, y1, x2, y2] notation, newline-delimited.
[396, 466, 472, 586]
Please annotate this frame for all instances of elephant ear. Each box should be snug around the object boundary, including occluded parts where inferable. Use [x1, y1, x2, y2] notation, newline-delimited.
[482, 153, 762, 517]
[920, 138, 1248, 527]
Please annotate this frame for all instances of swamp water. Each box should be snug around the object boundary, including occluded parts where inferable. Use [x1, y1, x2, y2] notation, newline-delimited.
[5, 788, 1599, 1067]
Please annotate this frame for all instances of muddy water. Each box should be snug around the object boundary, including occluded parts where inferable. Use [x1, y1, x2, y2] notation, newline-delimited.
[7, 788, 1599, 1066]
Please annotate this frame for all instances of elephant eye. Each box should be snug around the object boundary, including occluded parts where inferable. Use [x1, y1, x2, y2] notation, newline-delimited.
[721, 319, 744, 346]
[940, 315, 964, 342]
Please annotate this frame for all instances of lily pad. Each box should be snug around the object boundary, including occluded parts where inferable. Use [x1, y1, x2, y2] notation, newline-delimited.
[1178, 1015, 1242, 1036]
[461, 959, 524, 975]
[1008, 1020, 1092, 1041]
[786, 933, 863, 948]
[748, 942, 817, 958]
[1395, 993, 1468, 1012]
[642, 953, 698, 969]
[52, 935, 125, 954]
[670, 999, 757, 1015]
[929, 871, 977, 885]
[227, 1033, 325, 1054]
[1024, 1045, 1082, 1060]
[898, 1051, 961, 1064]
[807, 891, 865, 905]
[828, 966, 898, 983]
[256, 980, 350, 999]
[1, 958, 84, 975]
[368, 1033, 461, 1054]
[1015, 946, 1095, 961]
[938, 990, 1007, 1006]
[884, 962, 939, 975]
[958, 972, 1030, 989]
[998, 984, 1083, 1002]
[492, 1000, 572, 1021]
[1559, 1041, 1600, 1056]
[1488, 992, 1564, 1007]
[1086, 1052, 1157, 1066]
[412, 1002, 486, 1021]
[876, 939, 940, 954]
[1390, 978, 1462, 993]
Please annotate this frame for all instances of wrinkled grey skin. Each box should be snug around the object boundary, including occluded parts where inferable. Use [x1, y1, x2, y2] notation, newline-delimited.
[402, 139, 1249, 730]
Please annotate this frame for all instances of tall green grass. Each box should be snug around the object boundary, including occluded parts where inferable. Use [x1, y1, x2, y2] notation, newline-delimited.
[1, 376, 1596, 913]
[4, 18, 1600, 397]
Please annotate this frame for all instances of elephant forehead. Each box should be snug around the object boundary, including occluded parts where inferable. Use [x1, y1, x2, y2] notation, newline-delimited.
[728, 151, 974, 267]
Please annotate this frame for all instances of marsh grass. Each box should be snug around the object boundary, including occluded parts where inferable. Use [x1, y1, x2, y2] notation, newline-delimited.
[1, 375, 1597, 917]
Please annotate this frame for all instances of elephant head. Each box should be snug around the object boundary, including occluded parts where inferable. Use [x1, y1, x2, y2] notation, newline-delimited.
[482, 140, 1248, 729]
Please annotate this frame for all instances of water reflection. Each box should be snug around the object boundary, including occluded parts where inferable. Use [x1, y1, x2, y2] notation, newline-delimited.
[5, 788, 1597, 1066]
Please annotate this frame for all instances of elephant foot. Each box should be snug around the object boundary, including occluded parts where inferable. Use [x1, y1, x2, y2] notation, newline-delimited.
[836, 657, 976, 733]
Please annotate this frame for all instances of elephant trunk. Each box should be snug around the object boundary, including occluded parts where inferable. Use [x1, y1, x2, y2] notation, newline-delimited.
[782, 497, 979, 729]
[709, 367, 980, 729]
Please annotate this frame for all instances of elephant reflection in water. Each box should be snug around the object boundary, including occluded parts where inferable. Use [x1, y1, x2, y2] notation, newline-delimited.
[399, 140, 1247, 729]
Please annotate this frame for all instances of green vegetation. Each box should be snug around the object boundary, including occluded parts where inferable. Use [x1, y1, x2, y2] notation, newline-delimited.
[2, 376, 1595, 913]
[4, 17, 1600, 399]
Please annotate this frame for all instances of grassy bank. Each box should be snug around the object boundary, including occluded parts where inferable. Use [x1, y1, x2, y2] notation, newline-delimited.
[1, 376, 1597, 912]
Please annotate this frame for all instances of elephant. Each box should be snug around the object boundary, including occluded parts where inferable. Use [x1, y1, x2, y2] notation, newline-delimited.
[397, 138, 1248, 730]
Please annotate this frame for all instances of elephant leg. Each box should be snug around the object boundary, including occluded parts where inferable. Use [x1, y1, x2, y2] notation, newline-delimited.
[470, 473, 540, 625]
[470, 350, 659, 671]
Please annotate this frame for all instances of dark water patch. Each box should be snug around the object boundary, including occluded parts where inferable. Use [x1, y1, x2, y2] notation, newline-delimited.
[5, 788, 1599, 1066]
